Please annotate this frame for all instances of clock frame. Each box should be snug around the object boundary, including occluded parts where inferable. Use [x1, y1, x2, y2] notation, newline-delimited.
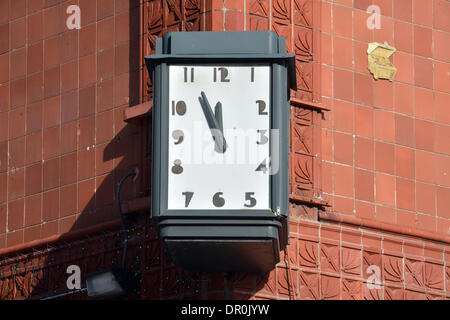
[146, 31, 296, 273]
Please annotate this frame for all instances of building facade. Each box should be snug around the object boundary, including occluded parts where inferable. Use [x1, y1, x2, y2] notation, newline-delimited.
[0, 0, 449, 299]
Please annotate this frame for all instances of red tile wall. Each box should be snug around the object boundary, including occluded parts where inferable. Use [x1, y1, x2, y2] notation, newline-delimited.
[320, 0, 450, 236]
[0, 0, 148, 248]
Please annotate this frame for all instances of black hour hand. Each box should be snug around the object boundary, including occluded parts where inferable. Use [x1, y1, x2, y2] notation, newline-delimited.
[198, 91, 227, 153]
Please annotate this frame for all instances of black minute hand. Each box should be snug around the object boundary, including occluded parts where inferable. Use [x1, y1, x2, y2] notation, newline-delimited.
[198, 91, 227, 153]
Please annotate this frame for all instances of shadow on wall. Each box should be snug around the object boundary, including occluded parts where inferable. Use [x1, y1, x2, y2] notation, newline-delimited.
[19, 0, 274, 300]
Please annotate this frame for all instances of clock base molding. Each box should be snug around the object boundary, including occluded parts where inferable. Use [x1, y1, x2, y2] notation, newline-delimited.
[158, 218, 283, 273]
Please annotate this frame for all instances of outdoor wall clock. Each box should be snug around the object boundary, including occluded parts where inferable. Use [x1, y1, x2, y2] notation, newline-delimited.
[146, 31, 296, 273]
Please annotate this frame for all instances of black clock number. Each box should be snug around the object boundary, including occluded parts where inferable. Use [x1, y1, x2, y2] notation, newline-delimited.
[172, 100, 186, 116]
[213, 67, 230, 82]
[255, 159, 268, 173]
[244, 192, 257, 208]
[171, 159, 183, 174]
[251, 67, 255, 82]
[213, 192, 225, 207]
[172, 130, 184, 145]
[184, 67, 194, 82]
[257, 129, 268, 145]
[182, 192, 194, 207]
[257, 100, 268, 115]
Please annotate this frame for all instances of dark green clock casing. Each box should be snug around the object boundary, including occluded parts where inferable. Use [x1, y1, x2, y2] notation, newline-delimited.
[146, 31, 296, 273]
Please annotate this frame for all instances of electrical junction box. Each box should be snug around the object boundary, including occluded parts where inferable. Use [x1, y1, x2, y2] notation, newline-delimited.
[146, 31, 296, 273]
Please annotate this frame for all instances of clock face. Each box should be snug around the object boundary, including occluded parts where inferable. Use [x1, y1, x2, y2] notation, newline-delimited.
[167, 64, 271, 210]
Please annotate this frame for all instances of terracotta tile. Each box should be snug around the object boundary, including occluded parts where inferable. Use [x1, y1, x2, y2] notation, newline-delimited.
[10, 78, 27, 108]
[353, 9, 372, 43]
[436, 186, 450, 219]
[393, 51, 413, 84]
[115, 42, 131, 76]
[26, 101, 43, 134]
[25, 131, 43, 165]
[416, 182, 435, 215]
[433, 0, 450, 33]
[60, 152, 77, 186]
[10, 0, 26, 20]
[394, 21, 412, 54]
[27, 72, 44, 104]
[25, 162, 42, 196]
[395, 145, 414, 179]
[115, 11, 130, 44]
[80, 23, 97, 57]
[61, 90, 78, 124]
[78, 147, 95, 181]
[60, 183, 77, 217]
[97, 79, 114, 112]
[374, 109, 394, 142]
[435, 124, 450, 155]
[95, 173, 115, 207]
[355, 137, 374, 170]
[0, 113, 7, 143]
[78, 178, 95, 213]
[393, 0, 412, 22]
[8, 168, 25, 201]
[334, 100, 354, 133]
[414, 56, 433, 89]
[416, 214, 436, 233]
[333, 4, 352, 38]
[10, 48, 26, 80]
[413, 25, 432, 57]
[373, 16, 393, 44]
[78, 116, 95, 149]
[0, 23, 9, 54]
[333, 132, 353, 166]
[10, 17, 26, 49]
[375, 141, 395, 174]
[395, 114, 414, 147]
[415, 119, 435, 152]
[61, 60, 78, 93]
[375, 172, 395, 207]
[9, 137, 25, 169]
[43, 156, 60, 190]
[415, 150, 434, 184]
[0, 84, 9, 113]
[433, 29, 450, 63]
[435, 154, 450, 187]
[98, 17, 114, 51]
[334, 164, 354, 198]
[0, 52, 9, 84]
[97, 48, 114, 80]
[414, 87, 433, 121]
[433, 60, 450, 93]
[28, 0, 44, 14]
[397, 209, 416, 229]
[394, 83, 413, 115]
[98, 0, 115, 20]
[43, 126, 61, 159]
[27, 11, 43, 44]
[79, 0, 97, 26]
[373, 79, 393, 110]
[354, 73, 373, 106]
[396, 177, 415, 211]
[355, 105, 373, 138]
[355, 169, 374, 202]
[376, 205, 396, 224]
[79, 54, 97, 88]
[413, 0, 432, 27]
[0, 203, 5, 233]
[9, 106, 26, 139]
[43, 96, 61, 129]
[61, 30, 79, 63]
[61, 121, 78, 154]
[43, 5, 61, 39]
[43, 189, 59, 221]
[44, 66, 61, 98]
[333, 68, 353, 102]
[79, 85, 96, 117]
[355, 201, 375, 220]
[95, 143, 113, 175]
[8, 198, 24, 231]
[44, 36, 61, 69]
[0, 1, 8, 25]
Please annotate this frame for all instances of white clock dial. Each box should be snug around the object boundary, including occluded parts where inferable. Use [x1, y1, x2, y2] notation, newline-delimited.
[167, 65, 271, 210]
